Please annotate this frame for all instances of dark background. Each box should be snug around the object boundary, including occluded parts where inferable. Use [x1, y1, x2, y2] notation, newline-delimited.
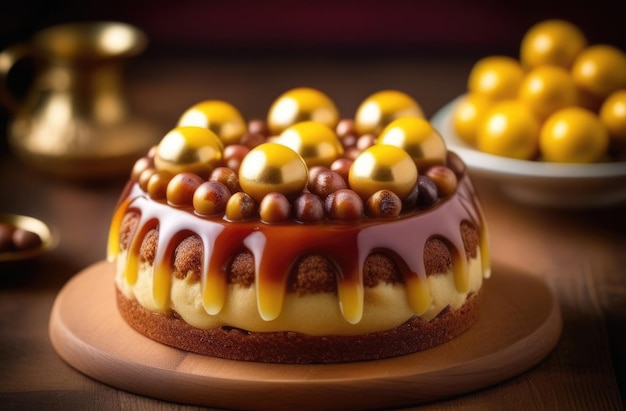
[1, 0, 625, 154]
[2, 0, 625, 58]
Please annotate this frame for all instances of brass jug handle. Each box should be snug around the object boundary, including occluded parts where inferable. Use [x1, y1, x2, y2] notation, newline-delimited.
[0, 43, 37, 115]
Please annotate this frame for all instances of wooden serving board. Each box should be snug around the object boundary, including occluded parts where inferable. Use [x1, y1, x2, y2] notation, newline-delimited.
[49, 260, 561, 411]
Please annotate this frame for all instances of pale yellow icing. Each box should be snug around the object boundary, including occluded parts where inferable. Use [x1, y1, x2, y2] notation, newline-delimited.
[115, 250, 485, 336]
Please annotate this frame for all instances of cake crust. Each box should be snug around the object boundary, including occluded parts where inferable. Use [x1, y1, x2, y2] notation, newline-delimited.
[117, 288, 482, 364]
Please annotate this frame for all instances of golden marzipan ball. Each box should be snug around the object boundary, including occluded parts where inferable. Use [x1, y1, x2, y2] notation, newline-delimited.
[267, 87, 340, 135]
[571, 44, 626, 99]
[378, 117, 447, 172]
[600, 89, 626, 145]
[238, 142, 309, 202]
[452, 93, 492, 145]
[518, 65, 579, 121]
[520, 19, 588, 69]
[154, 126, 224, 179]
[476, 101, 540, 160]
[467, 56, 524, 101]
[177, 100, 247, 146]
[354, 90, 424, 136]
[276, 121, 344, 167]
[540, 107, 608, 163]
[349, 144, 418, 201]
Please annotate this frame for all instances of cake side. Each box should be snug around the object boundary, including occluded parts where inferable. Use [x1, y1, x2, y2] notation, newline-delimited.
[111, 170, 487, 336]
[116, 287, 482, 364]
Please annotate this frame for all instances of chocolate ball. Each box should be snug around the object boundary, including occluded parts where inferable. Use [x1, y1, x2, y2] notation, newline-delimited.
[425, 165, 457, 198]
[193, 181, 231, 216]
[259, 192, 292, 223]
[225, 192, 257, 221]
[294, 193, 325, 223]
[325, 189, 364, 222]
[12, 228, 42, 251]
[366, 189, 402, 219]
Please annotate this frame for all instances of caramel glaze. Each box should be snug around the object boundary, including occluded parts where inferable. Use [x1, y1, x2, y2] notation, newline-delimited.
[108, 171, 490, 325]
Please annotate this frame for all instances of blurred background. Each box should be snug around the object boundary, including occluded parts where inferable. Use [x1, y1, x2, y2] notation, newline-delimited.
[1, 0, 625, 157]
[3, 0, 626, 57]
[2, 0, 625, 56]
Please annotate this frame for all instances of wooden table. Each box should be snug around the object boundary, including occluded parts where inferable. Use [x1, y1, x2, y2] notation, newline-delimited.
[1, 54, 624, 410]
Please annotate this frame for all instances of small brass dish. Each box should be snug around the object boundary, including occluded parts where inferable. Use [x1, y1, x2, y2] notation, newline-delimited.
[0, 213, 58, 262]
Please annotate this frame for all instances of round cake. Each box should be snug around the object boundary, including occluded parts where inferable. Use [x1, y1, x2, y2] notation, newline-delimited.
[107, 87, 491, 364]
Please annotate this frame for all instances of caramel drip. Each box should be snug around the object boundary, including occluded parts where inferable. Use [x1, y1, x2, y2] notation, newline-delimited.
[111, 174, 489, 324]
[201, 226, 227, 315]
[241, 225, 363, 322]
[124, 218, 157, 286]
[107, 197, 133, 262]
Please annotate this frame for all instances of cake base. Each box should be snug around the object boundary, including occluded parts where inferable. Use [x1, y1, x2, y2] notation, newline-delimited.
[116, 287, 481, 364]
[49, 260, 561, 411]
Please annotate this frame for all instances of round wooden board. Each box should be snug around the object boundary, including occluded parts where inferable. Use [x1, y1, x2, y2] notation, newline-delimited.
[49, 260, 561, 411]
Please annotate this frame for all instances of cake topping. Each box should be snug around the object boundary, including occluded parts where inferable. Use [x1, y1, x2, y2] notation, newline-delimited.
[378, 117, 447, 172]
[166, 172, 204, 207]
[349, 144, 418, 201]
[130, 88, 467, 225]
[324, 189, 364, 222]
[259, 192, 292, 223]
[425, 165, 458, 198]
[308, 168, 347, 200]
[177, 100, 247, 145]
[146, 170, 173, 200]
[222, 144, 250, 173]
[276, 121, 344, 167]
[293, 192, 325, 223]
[154, 126, 224, 179]
[238, 142, 309, 203]
[267, 87, 340, 135]
[225, 192, 256, 221]
[415, 175, 439, 206]
[365, 189, 402, 219]
[209, 166, 240, 193]
[193, 181, 231, 216]
[354, 90, 425, 135]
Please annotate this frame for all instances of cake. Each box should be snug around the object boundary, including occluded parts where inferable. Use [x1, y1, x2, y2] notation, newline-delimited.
[107, 87, 491, 364]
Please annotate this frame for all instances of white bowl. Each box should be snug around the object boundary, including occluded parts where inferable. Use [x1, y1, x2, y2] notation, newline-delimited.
[430, 96, 626, 208]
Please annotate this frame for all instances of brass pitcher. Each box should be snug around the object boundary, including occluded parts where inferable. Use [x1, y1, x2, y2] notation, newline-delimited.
[0, 21, 159, 180]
